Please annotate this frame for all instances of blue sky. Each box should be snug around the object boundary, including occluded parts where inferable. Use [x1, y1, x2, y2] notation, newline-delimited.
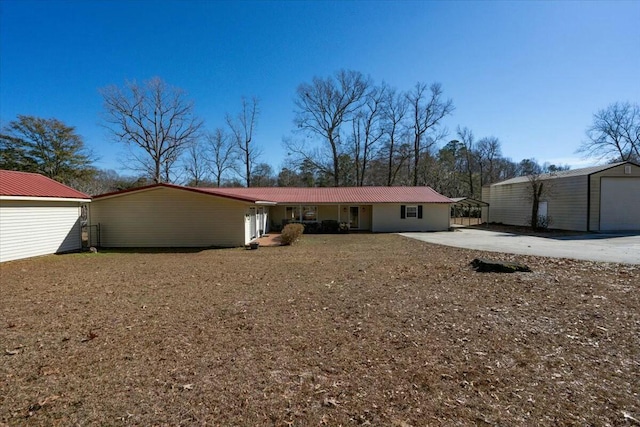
[1, 0, 639, 175]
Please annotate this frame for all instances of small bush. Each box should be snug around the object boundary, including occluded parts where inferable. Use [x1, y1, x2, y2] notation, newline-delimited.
[339, 222, 350, 233]
[304, 222, 322, 234]
[281, 223, 304, 245]
[321, 220, 340, 233]
[535, 215, 552, 231]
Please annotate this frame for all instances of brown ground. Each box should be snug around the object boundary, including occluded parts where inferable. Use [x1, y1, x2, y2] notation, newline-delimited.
[1, 234, 638, 426]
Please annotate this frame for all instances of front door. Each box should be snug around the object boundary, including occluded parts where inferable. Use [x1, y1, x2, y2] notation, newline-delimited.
[349, 206, 359, 229]
[249, 207, 257, 239]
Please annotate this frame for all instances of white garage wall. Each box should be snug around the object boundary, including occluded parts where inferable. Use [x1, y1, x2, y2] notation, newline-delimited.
[91, 187, 248, 247]
[483, 183, 531, 226]
[600, 177, 640, 231]
[0, 200, 82, 262]
[590, 163, 640, 231]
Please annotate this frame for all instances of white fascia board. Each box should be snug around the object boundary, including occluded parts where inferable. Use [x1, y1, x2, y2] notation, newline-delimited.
[0, 196, 91, 203]
[255, 200, 277, 205]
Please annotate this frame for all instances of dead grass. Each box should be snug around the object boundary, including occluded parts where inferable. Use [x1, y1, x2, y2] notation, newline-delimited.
[1, 234, 638, 426]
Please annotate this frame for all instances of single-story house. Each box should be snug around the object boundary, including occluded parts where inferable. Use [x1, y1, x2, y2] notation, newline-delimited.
[0, 170, 91, 262]
[481, 161, 640, 231]
[90, 184, 453, 247]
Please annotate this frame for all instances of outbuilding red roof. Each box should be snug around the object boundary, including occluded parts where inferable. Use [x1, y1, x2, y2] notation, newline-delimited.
[0, 170, 90, 199]
[200, 186, 453, 204]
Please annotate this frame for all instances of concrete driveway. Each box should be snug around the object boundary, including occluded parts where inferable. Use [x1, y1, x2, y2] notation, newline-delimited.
[400, 228, 640, 264]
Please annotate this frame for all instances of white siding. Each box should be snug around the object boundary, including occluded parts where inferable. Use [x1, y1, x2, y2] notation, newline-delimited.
[486, 163, 640, 232]
[0, 200, 82, 262]
[484, 175, 588, 231]
[372, 204, 450, 232]
[544, 175, 588, 231]
[90, 187, 248, 247]
[483, 183, 531, 226]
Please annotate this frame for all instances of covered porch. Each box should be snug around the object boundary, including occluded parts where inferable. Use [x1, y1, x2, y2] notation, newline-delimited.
[270, 203, 373, 231]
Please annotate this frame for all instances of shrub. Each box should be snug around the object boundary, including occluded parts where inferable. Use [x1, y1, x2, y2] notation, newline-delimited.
[270, 221, 283, 232]
[321, 220, 340, 233]
[280, 223, 304, 245]
[304, 222, 322, 234]
[535, 215, 552, 231]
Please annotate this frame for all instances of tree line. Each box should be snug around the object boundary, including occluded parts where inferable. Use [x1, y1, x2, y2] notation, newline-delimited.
[1, 71, 638, 196]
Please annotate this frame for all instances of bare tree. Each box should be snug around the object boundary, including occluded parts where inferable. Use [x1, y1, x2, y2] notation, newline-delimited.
[518, 158, 551, 230]
[292, 69, 370, 186]
[100, 77, 202, 183]
[456, 126, 477, 197]
[183, 141, 209, 186]
[350, 84, 386, 185]
[476, 136, 502, 185]
[206, 128, 236, 187]
[251, 162, 277, 187]
[406, 82, 454, 186]
[227, 97, 260, 187]
[579, 102, 640, 163]
[527, 173, 549, 230]
[70, 169, 143, 196]
[379, 88, 410, 186]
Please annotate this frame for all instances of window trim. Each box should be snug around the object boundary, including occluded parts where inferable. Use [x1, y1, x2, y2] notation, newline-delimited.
[400, 205, 422, 219]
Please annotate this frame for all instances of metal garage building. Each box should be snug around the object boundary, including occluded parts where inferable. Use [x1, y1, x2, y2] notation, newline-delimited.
[0, 170, 91, 262]
[482, 161, 640, 232]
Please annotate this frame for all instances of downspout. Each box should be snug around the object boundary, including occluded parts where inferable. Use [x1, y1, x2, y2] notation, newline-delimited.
[586, 174, 591, 232]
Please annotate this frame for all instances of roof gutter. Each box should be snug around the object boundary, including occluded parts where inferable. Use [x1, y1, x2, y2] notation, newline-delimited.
[0, 195, 91, 203]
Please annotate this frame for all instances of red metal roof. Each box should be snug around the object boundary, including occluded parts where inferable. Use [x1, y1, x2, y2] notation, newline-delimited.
[93, 184, 453, 204]
[93, 183, 262, 203]
[200, 186, 453, 204]
[0, 170, 90, 199]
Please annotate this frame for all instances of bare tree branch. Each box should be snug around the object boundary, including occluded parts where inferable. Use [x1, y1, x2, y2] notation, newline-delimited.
[294, 70, 371, 186]
[406, 82, 454, 186]
[100, 77, 203, 183]
[226, 97, 261, 187]
[579, 102, 640, 163]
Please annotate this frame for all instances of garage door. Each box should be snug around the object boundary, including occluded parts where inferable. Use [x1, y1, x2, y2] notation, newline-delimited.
[600, 177, 640, 231]
[0, 201, 82, 262]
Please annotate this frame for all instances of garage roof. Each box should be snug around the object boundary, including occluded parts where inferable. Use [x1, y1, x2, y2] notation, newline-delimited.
[489, 161, 638, 186]
[0, 170, 90, 200]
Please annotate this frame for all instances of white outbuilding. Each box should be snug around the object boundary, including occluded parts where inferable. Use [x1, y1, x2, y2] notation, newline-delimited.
[0, 170, 91, 262]
[482, 161, 640, 232]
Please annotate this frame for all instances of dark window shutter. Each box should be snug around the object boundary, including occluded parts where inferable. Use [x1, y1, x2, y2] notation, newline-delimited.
[400, 205, 406, 219]
[418, 205, 423, 219]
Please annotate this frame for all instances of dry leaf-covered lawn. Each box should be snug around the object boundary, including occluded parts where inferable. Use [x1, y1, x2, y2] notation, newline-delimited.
[1, 234, 638, 426]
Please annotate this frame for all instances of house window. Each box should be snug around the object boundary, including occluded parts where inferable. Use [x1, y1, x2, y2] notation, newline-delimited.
[285, 206, 301, 221]
[406, 205, 418, 218]
[285, 205, 318, 221]
[301, 206, 318, 221]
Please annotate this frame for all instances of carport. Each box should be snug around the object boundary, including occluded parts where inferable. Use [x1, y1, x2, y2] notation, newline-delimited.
[450, 197, 489, 226]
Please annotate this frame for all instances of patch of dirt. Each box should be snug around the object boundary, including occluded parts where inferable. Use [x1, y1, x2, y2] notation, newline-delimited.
[1, 234, 638, 426]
